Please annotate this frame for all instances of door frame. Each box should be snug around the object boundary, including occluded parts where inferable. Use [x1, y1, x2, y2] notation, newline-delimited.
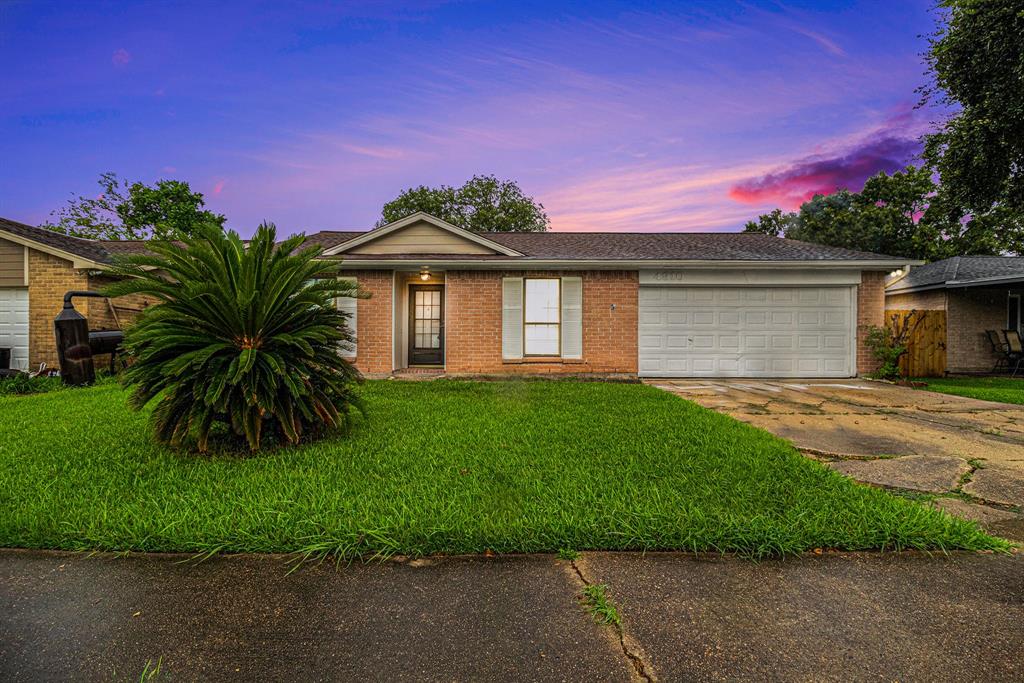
[407, 284, 445, 366]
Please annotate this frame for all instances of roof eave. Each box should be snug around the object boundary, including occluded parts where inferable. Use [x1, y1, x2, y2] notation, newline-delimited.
[0, 228, 109, 270]
[327, 257, 915, 270]
[888, 272, 1024, 294]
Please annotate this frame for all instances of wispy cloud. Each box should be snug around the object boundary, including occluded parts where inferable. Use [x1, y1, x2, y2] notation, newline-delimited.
[544, 162, 776, 232]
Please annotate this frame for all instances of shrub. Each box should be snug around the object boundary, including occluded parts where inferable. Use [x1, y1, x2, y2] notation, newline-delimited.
[863, 310, 923, 381]
[0, 373, 62, 396]
[104, 222, 364, 452]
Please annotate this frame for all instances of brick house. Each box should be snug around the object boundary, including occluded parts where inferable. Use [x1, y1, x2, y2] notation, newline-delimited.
[886, 256, 1024, 374]
[1, 213, 912, 378]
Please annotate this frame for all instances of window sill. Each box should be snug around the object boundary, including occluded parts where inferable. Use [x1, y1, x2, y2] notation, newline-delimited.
[503, 357, 584, 364]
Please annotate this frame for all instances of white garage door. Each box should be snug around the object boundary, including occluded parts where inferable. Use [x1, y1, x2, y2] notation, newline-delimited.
[639, 286, 856, 378]
[0, 288, 29, 371]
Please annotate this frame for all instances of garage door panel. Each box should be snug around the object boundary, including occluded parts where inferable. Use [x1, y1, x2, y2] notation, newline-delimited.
[0, 288, 29, 371]
[638, 285, 855, 378]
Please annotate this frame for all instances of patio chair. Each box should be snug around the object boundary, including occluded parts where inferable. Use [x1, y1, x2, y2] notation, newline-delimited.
[1004, 330, 1024, 377]
[987, 329, 1010, 373]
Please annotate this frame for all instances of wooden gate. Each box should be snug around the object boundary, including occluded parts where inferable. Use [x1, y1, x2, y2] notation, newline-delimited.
[886, 309, 947, 377]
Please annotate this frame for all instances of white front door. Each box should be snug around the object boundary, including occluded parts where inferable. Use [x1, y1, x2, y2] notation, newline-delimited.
[0, 288, 29, 371]
[638, 286, 856, 378]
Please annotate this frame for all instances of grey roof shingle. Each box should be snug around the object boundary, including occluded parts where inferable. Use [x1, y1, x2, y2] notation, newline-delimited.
[1, 215, 907, 266]
[888, 256, 1024, 292]
[313, 230, 904, 261]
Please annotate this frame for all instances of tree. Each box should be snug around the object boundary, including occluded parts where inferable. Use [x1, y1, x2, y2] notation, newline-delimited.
[103, 222, 363, 452]
[379, 175, 549, 232]
[44, 172, 225, 241]
[921, 0, 1024, 222]
[742, 166, 1019, 260]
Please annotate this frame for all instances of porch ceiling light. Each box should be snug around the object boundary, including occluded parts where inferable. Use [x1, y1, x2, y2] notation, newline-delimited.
[419, 266, 430, 281]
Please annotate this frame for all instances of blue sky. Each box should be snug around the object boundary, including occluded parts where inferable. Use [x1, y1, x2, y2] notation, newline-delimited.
[0, 0, 941, 235]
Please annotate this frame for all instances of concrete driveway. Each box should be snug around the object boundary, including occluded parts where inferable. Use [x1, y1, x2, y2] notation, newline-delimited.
[649, 379, 1024, 540]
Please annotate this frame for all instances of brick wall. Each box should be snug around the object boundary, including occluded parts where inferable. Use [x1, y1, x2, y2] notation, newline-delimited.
[444, 270, 638, 375]
[350, 270, 393, 374]
[26, 250, 159, 370]
[27, 249, 88, 369]
[946, 287, 1011, 373]
[856, 270, 887, 376]
[885, 289, 947, 311]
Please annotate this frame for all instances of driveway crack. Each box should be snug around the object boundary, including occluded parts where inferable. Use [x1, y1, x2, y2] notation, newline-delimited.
[567, 557, 654, 682]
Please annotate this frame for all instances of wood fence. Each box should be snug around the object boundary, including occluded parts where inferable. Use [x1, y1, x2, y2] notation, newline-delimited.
[886, 309, 947, 377]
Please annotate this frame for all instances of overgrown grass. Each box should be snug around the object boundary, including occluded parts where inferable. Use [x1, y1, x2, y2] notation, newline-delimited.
[917, 376, 1024, 405]
[0, 380, 1007, 559]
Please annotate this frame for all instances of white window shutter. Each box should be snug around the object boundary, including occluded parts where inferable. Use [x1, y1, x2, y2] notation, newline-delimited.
[336, 277, 358, 358]
[561, 277, 583, 359]
[502, 277, 524, 359]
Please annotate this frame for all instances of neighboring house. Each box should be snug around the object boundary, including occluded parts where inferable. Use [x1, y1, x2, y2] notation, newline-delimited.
[886, 256, 1024, 374]
[0, 216, 154, 372]
[1, 212, 912, 378]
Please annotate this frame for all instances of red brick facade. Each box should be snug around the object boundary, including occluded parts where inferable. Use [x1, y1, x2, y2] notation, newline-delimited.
[443, 270, 638, 375]
[856, 270, 887, 376]
[19, 253, 891, 379]
[349, 270, 394, 375]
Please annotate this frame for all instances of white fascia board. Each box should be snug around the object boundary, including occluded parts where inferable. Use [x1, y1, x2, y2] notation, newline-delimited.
[329, 258, 918, 271]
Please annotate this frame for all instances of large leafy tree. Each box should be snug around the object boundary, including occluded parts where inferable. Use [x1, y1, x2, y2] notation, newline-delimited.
[44, 172, 225, 240]
[743, 166, 1019, 259]
[104, 223, 363, 452]
[921, 0, 1024, 220]
[379, 175, 549, 232]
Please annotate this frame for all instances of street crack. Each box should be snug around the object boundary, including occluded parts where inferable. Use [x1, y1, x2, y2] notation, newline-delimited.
[567, 557, 654, 682]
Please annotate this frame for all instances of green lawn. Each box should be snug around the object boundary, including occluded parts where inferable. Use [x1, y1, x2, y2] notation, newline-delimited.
[0, 380, 1005, 558]
[918, 376, 1024, 405]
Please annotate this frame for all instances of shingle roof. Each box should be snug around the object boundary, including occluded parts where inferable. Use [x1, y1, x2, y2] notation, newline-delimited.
[312, 230, 903, 261]
[0, 216, 112, 263]
[888, 256, 1024, 292]
[1, 214, 907, 267]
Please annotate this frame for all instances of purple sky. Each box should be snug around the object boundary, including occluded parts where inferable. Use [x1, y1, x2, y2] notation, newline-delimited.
[0, 1, 940, 236]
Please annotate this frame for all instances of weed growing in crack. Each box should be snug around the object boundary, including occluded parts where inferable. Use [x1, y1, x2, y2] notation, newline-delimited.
[581, 583, 621, 627]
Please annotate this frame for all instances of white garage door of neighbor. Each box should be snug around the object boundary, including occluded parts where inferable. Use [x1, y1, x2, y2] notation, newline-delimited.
[638, 286, 856, 378]
[0, 288, 29, 371]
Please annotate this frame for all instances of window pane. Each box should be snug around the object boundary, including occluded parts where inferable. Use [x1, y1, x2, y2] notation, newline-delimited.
[1011, 296, 1021, 334]
[525, 324, 559, 355]
[525, 279, 559, 323]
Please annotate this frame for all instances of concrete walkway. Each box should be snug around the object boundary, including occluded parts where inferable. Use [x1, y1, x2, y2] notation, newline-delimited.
[1, 550, 1022, 681]
[649, 380, 1024, 540]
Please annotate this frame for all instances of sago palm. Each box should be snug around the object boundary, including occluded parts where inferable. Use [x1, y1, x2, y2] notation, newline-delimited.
[104, 222, 363, 452]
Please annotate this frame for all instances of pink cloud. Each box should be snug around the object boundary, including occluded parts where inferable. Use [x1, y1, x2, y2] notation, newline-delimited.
[212, 179, 226, 195]
[112, 48, 132, 66]
[728, 135, 920, 208]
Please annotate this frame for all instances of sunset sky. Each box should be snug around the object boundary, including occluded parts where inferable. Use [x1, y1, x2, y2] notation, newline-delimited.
[0, 0, 943, 235]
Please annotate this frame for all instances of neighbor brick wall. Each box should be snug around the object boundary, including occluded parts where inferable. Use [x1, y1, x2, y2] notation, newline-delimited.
[27, 251, 160, 370]
[885, 290, 947, 311]
[946, 287, 1012, 373]
[856, 270, 887, 376]
[444, 270, 638, 375]
[350, 270, 393, 374]
[27, 249, 88, 369]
